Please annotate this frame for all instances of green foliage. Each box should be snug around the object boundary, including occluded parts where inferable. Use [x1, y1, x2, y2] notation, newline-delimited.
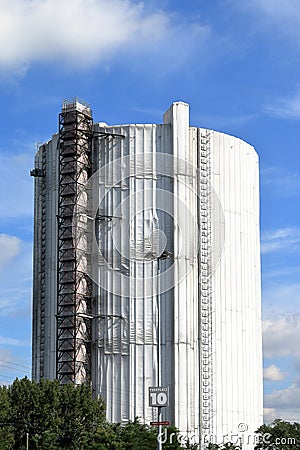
[84, 420, 188, 449]
[207, 443, 240, 450]
[0, 385, 15, 449]
[116, 418, 157, 449]
[89, 423, 194, 450]
[159, 425, 198, 449]
[4, 377, 300, 450]
[11, 377, 297, 450]
[0, 377, 191, 449]
[255, 419, 300, 449]
[4, 377, 105, 449]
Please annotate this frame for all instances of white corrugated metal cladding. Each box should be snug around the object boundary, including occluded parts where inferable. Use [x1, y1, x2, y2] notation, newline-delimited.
[32, 101, 263, 448]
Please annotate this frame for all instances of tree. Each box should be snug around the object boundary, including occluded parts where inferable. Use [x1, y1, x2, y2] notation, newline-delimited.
[56, 382, 105, 449]
[152, 425, 198, 449]
[0, 385, 15, 449]
[117, 418, 157, 449]
[208, 444, 240, 449]
[1, 377, 189, 449]
[255, 419, 300, 449]
[7, 377, 106, 449]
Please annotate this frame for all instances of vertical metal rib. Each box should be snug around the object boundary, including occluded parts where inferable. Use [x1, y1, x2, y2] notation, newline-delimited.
[39, 145, 47, 379]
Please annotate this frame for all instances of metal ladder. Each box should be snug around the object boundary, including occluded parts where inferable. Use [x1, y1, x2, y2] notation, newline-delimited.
[199, 130, 214, 442]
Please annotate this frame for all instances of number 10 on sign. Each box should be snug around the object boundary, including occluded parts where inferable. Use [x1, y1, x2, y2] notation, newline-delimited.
[149, 387, 169, 407]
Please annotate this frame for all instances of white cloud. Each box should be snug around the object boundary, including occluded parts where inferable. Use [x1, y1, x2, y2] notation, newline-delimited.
[264, 384, 300, 421]
[263, 407, 277, 423]
[0, 237, 32, 381]
[262, 283, 300, 319]
[264, 364, 286, 382]
[261, 227, 300, 253]
[261, 167, 300, 197]
[0, 0, 207, 74]
[0, 286, 31, 317]
[194, 112, 258, 129]
[0, 152, 33, 218]
[0, 336, 29, 346]
[234, 0, 300, 38]
[0, 349, 31, 384]
[263, 316, 300, 359]
[265, 91, 300, 120]
[247, 0, 299, 20]
[263, 266, 300, 280]
[0, 239, 32, 317]
[0, 234, 21, 269]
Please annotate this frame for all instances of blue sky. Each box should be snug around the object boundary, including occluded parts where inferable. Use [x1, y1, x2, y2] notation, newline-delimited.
[0, 0, 300, 423]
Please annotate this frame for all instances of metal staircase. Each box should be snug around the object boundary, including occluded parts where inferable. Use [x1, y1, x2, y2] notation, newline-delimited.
[56, 98, 93, 384]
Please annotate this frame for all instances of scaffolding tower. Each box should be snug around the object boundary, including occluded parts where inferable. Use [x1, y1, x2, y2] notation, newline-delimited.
[56, 98, 93, 384]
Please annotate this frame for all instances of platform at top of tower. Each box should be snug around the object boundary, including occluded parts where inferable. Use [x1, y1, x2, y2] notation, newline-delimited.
[62, 97, 92, 116]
